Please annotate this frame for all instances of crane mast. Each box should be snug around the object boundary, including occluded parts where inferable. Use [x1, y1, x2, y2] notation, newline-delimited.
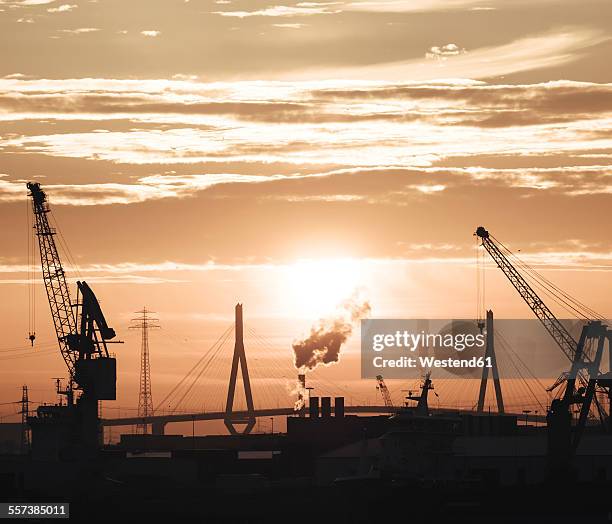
[28, 182, 78, 375]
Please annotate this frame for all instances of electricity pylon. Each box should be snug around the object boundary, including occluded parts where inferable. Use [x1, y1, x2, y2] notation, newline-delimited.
[20, 385, 30, 454]
[130, 308, 160, 434]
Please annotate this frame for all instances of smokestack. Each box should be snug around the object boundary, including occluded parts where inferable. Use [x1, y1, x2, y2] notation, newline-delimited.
[309, 396, 320, 418]
[321, 397, 332, 418]
[298, 374, 306, 402]
[335, 397, 345, 418]
[296, 374, 307, 416]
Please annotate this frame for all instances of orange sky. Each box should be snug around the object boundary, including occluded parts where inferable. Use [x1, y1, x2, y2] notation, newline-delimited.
[1, 0, 611, 432]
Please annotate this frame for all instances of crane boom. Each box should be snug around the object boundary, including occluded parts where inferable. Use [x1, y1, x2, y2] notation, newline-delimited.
[27, 182, 78, 375]
[475, 226, 578, 363]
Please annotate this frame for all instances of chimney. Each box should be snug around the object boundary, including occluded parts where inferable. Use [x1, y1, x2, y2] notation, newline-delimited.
[309, 396, 320, 418]
[321, 397, 332, 418]
[297, 374, 306, 416]
[298, 374, 306, 402]
[335, 397, 345, 418]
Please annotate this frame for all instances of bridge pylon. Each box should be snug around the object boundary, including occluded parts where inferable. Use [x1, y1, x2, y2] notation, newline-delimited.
[224, 303, 256, 435]
[477, 310, 504, 414]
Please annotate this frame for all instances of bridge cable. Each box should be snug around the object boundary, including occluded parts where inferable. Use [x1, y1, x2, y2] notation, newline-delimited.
[155, 324, 232, 412]
[170, 326, 233, 413]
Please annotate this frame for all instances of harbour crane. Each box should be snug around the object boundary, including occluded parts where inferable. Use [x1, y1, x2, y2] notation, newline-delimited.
[26, 182, 119, 459]
[375, 375, 394, 409]
[475, 226, 611, 469]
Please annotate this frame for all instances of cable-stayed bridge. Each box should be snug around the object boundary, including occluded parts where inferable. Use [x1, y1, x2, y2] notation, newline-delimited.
[99, 304, 550, 435]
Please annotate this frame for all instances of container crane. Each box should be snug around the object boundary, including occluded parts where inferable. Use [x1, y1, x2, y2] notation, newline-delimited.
[475, 226, 611, 470]
[26, 182, 119, 459]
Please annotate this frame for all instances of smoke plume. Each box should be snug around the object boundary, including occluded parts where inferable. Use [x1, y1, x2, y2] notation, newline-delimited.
[291, 380, 307, 411]
[292, 294, 371, 372]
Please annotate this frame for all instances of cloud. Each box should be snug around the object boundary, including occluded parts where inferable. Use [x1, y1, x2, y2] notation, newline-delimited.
[4, 246, 612, 288]
[411, 183, 446, 193]
[2, 73, 29, 79]
[172, 73, 198, 80]
[0, 260, 277, 276]
[0, 274, 186, 285]
[2, 78, 611, 124]
[212, 4, 339, 17]
[273, 23, 308, 28]
[0, 77, 610, 168]
[0, 172, 334, 205]
[0, 0, 55, 4]
[286, 28, 609, 81]
[344, 0, 536, 13]
[426, 43, 466, 60]
[47, 4, 77, 13]
[210, 0, 510, 17]
[0, 77, 609, 199]
[59, 27, 100, 34]
[2, 163, 611, 209]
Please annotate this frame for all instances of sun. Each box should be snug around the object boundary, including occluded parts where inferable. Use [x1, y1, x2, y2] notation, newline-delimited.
[282, 258, 364, 319]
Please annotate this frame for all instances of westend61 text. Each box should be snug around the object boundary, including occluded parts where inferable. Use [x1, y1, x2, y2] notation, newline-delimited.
[372, 356, 493, 369]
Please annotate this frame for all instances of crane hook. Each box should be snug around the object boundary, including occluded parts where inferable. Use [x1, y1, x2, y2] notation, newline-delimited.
[28, 332, 36, 347]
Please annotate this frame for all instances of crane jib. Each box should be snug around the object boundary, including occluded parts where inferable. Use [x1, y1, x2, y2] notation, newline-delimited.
[476, 226, 579, 363]
[28, 182, 78, 376]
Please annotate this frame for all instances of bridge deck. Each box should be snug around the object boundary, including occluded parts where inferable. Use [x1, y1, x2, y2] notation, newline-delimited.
[101, 406, 547, 427]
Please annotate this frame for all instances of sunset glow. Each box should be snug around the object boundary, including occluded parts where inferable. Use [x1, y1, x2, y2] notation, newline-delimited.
[0, 0, 611, 424]
[282, 258, 366, 318]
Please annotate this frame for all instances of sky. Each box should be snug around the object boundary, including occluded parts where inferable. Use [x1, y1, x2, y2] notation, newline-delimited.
[0, 0, 611, 433]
